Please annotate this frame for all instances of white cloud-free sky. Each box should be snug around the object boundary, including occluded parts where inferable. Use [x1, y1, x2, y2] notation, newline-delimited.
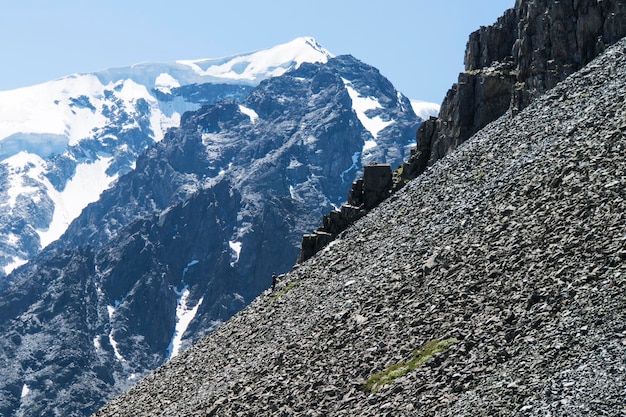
[0, 1, 514, 104]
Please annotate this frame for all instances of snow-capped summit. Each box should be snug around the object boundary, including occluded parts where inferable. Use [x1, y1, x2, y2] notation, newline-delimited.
[0, 36, 333, 147]
[94, 36, 333, 91]
[0, 37, 333, 277]
[176, 36, 333, 85]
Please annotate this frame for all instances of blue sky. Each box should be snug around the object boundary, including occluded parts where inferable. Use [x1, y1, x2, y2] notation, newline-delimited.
[0, 1, 513, 104]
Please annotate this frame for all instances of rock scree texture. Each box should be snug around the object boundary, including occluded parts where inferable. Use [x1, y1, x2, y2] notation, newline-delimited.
[94, 38, 626, 416]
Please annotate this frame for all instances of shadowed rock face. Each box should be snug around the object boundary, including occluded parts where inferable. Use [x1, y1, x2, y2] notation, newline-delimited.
[411, 0, 626, 177]
[299, 163, 393, 263]
[94, 36, 626, 417]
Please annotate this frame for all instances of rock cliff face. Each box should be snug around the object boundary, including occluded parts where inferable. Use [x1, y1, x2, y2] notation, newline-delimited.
[410, 0, 626, 176]
[94, 36, 626, 417]
[299, 0, 626, 263]
[299, 163, 393, 263]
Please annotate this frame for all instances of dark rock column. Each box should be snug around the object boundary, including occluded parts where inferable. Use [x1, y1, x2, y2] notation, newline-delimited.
[298, 164, 392, 262]
[362, 164, 392, 210]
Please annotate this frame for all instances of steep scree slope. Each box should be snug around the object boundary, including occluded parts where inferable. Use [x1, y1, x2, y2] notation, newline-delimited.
[95, 38, 626, 416]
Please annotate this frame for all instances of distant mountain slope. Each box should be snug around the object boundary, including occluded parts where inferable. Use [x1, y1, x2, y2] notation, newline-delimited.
[0, 53, 422, 416]
[94, 35, 626, 417]
[0, 37, 332, 278]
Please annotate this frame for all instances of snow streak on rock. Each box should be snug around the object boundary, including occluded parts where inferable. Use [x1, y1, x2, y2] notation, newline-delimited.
[342, 78, 394, 144]
[167, 260, 204, 360]
[37, 156, 117, 248]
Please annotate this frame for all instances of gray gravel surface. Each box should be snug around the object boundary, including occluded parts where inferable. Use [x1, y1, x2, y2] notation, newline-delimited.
[94, 38, 626, 417]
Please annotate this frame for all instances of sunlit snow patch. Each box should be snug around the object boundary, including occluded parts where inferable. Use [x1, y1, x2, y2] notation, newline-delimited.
[109, 332, 125, 362]
[303, 136, 317, 146]
[4, 256, 27, 276]
[106, 299, 126, 361]
[287, 158, 303, 169]
[238, 105, 259, 124]
[342, 78, 394, 147]
[410, 99, 440, 120]
[155, 73, 181, 94]
[2, 151, 119, 249]
[93, 335, 102, 351]
[289, 185, 303, 203]
[167, 286, 204, 359]
[3, 151, 46, 208]
[21, 384, 30, 399]
[229, 241, 242, 266]
[37, 156, 118, 248]
[363, 139, 377, 151]
[167, 260, 204, 360]
[106, 305, 116, 321]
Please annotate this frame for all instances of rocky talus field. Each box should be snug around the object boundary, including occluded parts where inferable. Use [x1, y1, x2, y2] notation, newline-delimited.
[94, 39, 626, 417]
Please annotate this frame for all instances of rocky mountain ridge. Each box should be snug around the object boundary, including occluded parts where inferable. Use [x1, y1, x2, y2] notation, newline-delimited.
[298, 0, 626, 262]
[0, 37, 331, 280]
[0, 53, 421, 416]
[94, 35, 626, 417]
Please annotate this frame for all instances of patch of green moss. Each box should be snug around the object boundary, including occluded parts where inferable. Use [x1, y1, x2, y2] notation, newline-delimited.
[361, 338, 458, 393]
[269, 282, 298, 303]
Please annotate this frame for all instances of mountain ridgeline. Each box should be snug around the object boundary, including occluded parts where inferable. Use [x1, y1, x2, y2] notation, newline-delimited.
[89, 0, 626, 415]
[408, 0, 626, 176]
[95, 34, 626, 417]
[0, 54, 420, 416]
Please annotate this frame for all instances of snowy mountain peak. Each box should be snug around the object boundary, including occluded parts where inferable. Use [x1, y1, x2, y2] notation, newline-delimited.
[176, 36, 333, 85]
[0, 37, 335, 277]
[91, 36, 333, 92]
[410, 99, 440, 120]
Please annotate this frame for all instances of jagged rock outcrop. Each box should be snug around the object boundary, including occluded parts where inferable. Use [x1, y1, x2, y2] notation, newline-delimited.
[298, 163, 393, 262]
[408, 0, 626, 177]
[301, 0, 626, 263]
[94, 35, 626, 417]
[350, 163, 393, 210]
